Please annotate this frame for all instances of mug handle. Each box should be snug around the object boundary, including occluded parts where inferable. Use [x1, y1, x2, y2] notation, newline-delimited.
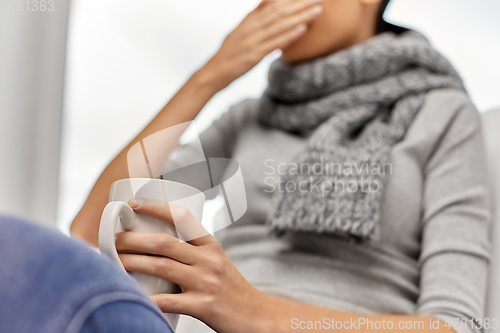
[99, 201, 136, 272]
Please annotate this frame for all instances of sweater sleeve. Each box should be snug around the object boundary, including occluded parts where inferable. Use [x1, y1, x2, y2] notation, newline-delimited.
[161, 99, 256, 199]
[165, 99, 256, 169]
[416, 92, 491, 333]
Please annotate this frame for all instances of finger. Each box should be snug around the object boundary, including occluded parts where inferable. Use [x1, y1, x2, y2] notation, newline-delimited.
[255, 0, 322, 29]
[257, 0, 307, 17]
[244, 0, 281, 24]
[119, 253, 193, 286]
[150, 293, 200, 316]
[255, 0, 275, 10]
[257, 23, 308, 54]
[128, 199, 216, 246]
[249, 3, 322, 46]
[249, 0, 304, 29]
[115, 231, 197, 265]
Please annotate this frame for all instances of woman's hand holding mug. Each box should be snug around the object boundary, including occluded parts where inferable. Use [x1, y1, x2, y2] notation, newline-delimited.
[116, 200, 272, 333]
[199, 0, 323, 91]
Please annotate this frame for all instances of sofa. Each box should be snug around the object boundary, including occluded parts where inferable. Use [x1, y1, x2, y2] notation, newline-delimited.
[483, 108, 500, 331]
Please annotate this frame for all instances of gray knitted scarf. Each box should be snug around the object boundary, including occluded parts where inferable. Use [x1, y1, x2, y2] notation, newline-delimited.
[258, 30, 465, 241]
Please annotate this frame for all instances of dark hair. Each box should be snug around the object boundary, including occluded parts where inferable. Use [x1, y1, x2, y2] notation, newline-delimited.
[376, 0, 391, 33]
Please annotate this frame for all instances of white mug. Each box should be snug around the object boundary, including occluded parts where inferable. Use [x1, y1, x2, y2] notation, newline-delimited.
[99, 178, 205, 330]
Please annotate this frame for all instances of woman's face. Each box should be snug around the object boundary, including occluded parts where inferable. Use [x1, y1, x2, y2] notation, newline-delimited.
[281, 0, 381, 64]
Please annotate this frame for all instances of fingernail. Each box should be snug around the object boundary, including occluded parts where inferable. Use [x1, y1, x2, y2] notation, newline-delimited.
[129, 199, 141, 209]
[295, 24, 307, 33]
[309, 5, 323, 17]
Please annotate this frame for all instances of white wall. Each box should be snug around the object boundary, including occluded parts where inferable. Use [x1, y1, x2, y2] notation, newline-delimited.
[0, 0, 69, 227]
[386, 0, 500, 112]
[58, 0, 500, 232]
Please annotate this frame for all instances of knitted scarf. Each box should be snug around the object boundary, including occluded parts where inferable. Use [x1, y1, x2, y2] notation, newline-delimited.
[258, 30, 465, 241]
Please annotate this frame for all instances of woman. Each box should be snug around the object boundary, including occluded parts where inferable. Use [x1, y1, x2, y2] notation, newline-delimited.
[71, 0, 491, 332]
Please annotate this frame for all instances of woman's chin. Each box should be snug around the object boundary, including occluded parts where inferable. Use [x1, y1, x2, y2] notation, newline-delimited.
[281, 47, 316, 65]
[281, 39, 338, 65]
[281, 48, 329, 65]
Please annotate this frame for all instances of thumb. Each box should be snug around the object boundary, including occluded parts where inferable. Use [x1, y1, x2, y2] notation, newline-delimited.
[150, 293, 197, 317]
